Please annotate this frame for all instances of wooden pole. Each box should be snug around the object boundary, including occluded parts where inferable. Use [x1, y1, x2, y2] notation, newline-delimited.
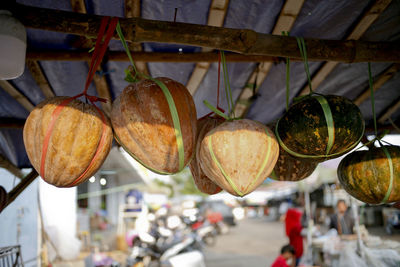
[26, 50, 282, 62]
[12, 3, 400, 63]
[2, 170, 38, 212]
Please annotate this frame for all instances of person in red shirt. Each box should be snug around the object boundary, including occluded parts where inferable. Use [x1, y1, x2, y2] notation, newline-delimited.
[285, 208, 303, 266]
[271, 244, 296, 267]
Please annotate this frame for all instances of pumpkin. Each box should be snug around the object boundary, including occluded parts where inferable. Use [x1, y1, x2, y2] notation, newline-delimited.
[338, 145, 400, 204]
[199, 119, 279, 197]
[271, 145, 318, 182]
[0, 186, 7, 212]
[111, 77, 197, 174]
[275, 95, 364, 161]
[23, 97, 113, 187]
[189, 116, 224, 195]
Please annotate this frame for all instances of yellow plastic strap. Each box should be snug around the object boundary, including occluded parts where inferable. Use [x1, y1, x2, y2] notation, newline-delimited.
[207, 126, 272, 196]
[314, 95, 335, 155]
[381, 146, 394, 204]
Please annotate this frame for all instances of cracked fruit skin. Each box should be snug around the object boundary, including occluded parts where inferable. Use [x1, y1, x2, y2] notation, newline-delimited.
[276, 95, 364, 161]
[189, 116, 224, 195]
[111, 77, 197, 174]
[199, 119, 279, 197]
[338, 146, 400, 204]
[23, 97, 113, 187]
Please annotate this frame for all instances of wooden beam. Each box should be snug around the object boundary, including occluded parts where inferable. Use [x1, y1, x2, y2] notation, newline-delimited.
[234, 0, 305, 117]
[1, 170, 38, 212]
[0, 154, 25, 179]
[11, 3, 400, 62]
[0, 81, 34, 112]
[26, 60, 55, 99]
[379, 98, 400, 124]
[186, 0, 229, 95]
[26, 50, 283, 62]
[298, 0, 393, 96]
[0, 118, 25, 128]
[354, 63, 400, 105]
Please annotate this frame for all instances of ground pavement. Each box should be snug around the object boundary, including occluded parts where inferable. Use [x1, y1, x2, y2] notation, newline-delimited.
[204, 218, 287, 267]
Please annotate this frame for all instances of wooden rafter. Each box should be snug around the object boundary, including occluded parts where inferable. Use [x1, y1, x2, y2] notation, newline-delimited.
[0, 81, 34, 112]
[70, 0, 112, 115]
[0, 154, 25, 179]
[26, 50, 284, 62]
[354, 63, 400, 105]
[298, 0, 393, 96]
[26, 60, 55, 99]
[186, 0, 229, 95]
[125, 0, 149, 76]
[379, 98, 400, 124]
[234, 0, 305, 117]
[11, 4, 400, 62]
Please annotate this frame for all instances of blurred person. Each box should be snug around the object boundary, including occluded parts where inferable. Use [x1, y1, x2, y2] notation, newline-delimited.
[285, 208, 303, 266]
[329, 199, 354, 235]
[271, 244, 296, 267]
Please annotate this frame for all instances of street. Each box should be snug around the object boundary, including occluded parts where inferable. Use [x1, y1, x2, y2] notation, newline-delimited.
[204, 218, 287, 267]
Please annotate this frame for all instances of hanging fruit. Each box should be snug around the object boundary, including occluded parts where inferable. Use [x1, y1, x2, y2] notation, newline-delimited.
[271, 145, 318, 182]
[189, 116, 224, 195]
[23, 97, 113, 187]
[275, 95, 364, 161]
[111, 77, 197, 174]
[267, 123, 318, 182]
[199, 119, 279, 197]
[338, 145, 400, 204]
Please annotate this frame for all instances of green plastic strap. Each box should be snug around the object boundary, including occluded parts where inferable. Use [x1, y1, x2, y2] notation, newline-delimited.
[381, 146, 394, 204]
[203, 100, 230, 120]
[207, 126, 272, 196]
[314, 95, 335, 155]
[208, 135, 243, 196]
[296, 37, 313, 93]
[114, 133, 172, 175]
[116, 21, 185, 171]
[221, 51, 235, 118]
[283, 31, 290, 111]
[368, 62, 378, 137]
[244, 127, 272, 194]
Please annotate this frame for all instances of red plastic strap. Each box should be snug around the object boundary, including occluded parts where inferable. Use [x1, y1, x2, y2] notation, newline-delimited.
[198, 51, 224, 120]
[84, 17, 119, 94]
[40, 17, 117, 185]
[40, 95, 81, 179]
[67, 102, 108, 186]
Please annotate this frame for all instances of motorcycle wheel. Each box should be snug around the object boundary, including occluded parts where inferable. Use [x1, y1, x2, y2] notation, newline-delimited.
[203, 233, 217, 246]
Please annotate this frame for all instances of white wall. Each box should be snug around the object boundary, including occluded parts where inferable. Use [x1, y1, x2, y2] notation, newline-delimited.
[0, 168, 39, 267]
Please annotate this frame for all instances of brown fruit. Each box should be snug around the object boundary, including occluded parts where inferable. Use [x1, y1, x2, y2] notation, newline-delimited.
[23, 97, 113, 187]
[111, 78, 197, 174]
[199, 119, 279, 197]
[189, 116, 224, 195]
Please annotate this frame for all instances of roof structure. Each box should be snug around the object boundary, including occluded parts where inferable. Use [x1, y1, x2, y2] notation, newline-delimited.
[1, 0, 400, 172]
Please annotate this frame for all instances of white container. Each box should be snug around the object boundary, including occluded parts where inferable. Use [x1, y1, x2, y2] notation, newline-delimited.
[0, 10, 27, 80]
